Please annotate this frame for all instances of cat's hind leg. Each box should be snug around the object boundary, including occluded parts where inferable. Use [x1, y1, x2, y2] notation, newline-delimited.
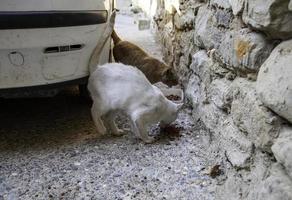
[102, 112, 125, 136]
[91, 101, 107, 135]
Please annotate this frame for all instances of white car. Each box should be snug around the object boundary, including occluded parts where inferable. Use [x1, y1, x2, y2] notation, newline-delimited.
[0, 0, 115, 97]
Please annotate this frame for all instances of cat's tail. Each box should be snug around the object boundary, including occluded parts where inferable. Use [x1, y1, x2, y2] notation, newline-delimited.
[88, 10, 116, 74]
[112, 29, 122, 45]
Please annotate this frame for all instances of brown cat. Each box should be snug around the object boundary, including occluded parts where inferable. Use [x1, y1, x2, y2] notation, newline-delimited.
[111, 30, 178, 86]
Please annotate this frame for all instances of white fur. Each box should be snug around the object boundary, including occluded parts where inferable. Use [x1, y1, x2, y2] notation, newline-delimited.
[88, 63, 182, 143]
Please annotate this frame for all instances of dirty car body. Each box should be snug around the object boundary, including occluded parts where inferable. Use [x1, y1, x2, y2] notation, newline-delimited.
[0, 0, 115, 98]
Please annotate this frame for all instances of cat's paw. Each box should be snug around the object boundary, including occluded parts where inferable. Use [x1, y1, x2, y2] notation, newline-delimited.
[142, 136, 156, 144]
[112, 129, 125, 136]
[96, 127, 107, 135]
[97, 130, 107, 135]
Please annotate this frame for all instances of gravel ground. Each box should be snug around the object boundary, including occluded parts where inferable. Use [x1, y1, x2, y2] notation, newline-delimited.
[0, 14, 216, 200]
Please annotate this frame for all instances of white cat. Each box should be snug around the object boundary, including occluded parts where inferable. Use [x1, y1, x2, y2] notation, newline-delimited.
[88, 63, 182, 143]
[87, 10, 183, 143]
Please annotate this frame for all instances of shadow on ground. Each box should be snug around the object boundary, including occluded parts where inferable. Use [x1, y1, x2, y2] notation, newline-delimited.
[0, 87, 96, 152]
[0, 88, 214, 200]
[0, 87, 184, 153]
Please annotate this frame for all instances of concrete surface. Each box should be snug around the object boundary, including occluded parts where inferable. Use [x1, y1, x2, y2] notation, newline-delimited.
[114, 14, 163, 61]
[0, 14, 215, 200]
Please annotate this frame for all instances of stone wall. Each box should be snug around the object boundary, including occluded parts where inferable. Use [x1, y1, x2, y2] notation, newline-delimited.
[137, 0, 292, 199]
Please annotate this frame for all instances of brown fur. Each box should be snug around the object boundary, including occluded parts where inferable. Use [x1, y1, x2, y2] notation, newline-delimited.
[111, 30, 178, 86]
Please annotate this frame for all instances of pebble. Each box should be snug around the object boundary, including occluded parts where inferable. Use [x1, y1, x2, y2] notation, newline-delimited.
[74, 162, 81, 166]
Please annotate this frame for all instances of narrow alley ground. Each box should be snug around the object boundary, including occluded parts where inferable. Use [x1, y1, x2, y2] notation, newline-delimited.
[0, 13, 215, 200]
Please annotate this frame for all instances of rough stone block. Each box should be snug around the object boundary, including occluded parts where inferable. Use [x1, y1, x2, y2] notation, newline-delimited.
[272, 126, 292, 179]
[179, 31, 197, 59]
[194, 6, 226, 50]
[209, 79, 232, 111]
[220, 120, 253, 168]
[228, 0, 245, 15]
[190, 50, 212, 82]
[185, 73, 202, 108]
[242, 0, 292, 39]
[174, 10, 195, 31]
[199, 103, 228, 130]
[217, 28, 274, 72]
[257, 39, 292, 124]
[231, 78, 281, 151]
[256, 164, 292, 200]
[210, 0, 231, 9]
[186, 50, 212, 108]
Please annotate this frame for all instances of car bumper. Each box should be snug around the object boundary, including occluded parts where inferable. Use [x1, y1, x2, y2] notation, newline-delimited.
[0, 10, 111, 89]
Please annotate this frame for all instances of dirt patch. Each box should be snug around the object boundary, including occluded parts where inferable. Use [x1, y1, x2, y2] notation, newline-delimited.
[160, 124, 182, 137]
[208, 165, 222, 178]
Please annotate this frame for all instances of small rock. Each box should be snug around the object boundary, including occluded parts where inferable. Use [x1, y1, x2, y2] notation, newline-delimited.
[74, 162, 81, 166]
[11, 173, 18, 176]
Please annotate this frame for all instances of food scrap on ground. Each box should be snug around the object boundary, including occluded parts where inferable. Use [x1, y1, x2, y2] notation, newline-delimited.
[160, 124, 182, 137]
[208, 164, 221, 178]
